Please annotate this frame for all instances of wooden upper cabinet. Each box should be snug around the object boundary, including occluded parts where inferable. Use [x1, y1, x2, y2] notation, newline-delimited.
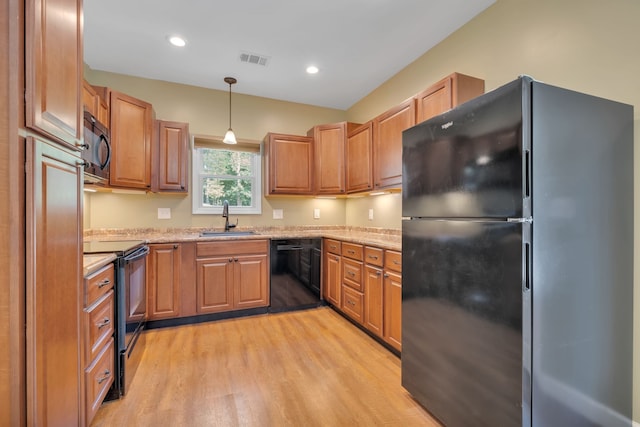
[309, 122, 360, 195]
[346, 122, 374, 193]
[416, 72, 485, 124]
[25, 0, 83, 150]
[83, 80, 98, 118]
[264, 133, 313, 195]
[153, 120, 189, 193]
[373, 98, 416, 190]
[109, 90, 154, 189]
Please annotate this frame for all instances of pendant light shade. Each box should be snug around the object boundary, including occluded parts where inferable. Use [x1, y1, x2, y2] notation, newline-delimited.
[223, 77, 237, 144]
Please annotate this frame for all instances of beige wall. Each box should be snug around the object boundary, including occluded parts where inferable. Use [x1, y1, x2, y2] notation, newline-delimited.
[346, 0, 640, 420]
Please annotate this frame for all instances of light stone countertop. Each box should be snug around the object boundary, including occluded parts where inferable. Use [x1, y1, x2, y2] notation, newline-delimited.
[83, 253, 117, 277]
[84, 226, 402, 252]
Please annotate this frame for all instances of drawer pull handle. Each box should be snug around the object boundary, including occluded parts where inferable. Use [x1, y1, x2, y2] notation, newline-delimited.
[347, 250, 355, 254]
[97, 318, 111, 329]
[368, 255, 379, 260]
[347, 271, 355, 277]
[330, 245, 337, 250]
[393, 260, 401, 265]
[98, 279, 111, 288]
[97, 370, 111, 384]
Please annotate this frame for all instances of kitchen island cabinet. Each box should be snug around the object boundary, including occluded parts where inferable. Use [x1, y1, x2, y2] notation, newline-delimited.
[109, 90, 153, 189]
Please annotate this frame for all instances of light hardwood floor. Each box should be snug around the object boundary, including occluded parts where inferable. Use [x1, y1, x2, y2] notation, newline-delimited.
[91, 307, 440, 426]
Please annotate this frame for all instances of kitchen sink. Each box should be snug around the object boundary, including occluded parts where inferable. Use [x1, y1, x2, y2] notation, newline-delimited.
[199, 230, 260, 237]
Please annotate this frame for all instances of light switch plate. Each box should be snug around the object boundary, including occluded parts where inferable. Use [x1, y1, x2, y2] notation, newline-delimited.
[368, 209, 374, 221]
[273, 209, 284, 220]
[313, 208, 320, 219]
[158, 207, 171, 219]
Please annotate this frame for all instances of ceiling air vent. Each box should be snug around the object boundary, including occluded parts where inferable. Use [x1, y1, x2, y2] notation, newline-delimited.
[239, 51, 270, 67]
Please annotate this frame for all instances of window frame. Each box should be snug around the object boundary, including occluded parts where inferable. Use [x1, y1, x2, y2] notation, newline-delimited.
[191, 136, 262, 215]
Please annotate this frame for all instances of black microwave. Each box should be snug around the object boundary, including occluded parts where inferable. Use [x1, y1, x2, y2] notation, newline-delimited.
[82, 110, 111, 184]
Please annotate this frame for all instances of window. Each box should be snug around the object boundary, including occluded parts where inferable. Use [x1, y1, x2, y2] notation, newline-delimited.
[192, 136, 262, 215]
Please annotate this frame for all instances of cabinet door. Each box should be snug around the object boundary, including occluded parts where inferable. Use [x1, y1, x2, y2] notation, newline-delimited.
[196, 257, 234, 313]
[312, 123, 346, 194]
[147, 244, 181, 320]
[25, 0, 83, 149]
[416, 73, 485, 124]
[264, 133, 313, 195]
[154, 120, 189, 193]
[83, 80, 98, 118]
[26, 137, 83, 426]
[323, 250, 341, 307]
[373, 98, 415, 189]
[346, 122, 373, 193]
[234, 254, 269, 309]
[364, 265, 384, 337]
[384, 270, 402, 351]
[109, 90, 153, 189]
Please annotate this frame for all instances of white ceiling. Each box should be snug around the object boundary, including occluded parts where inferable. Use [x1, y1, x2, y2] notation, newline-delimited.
[84, 0, 495, 110]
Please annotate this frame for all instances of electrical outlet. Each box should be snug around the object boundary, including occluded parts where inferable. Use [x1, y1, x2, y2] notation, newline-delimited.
[273, 209, 284, 220]
[158, 207, 171, 219]
[368, 209, 374, 221]
[313, 208, 320, 219]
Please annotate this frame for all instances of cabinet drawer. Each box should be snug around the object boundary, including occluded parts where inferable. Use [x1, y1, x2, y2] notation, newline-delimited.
[325, 238, 341, 255]
[384, 250, 402, 272]
[85, 338, 115, 426]
[85, 289, 114, 363]
[364, 246, 384, 267]
[341, 285, 364, 324]
[85, 263, 114, 306]
[342, 258, 363, 291]
[342, 242, 363, 261]
[196, 239, 268, 257]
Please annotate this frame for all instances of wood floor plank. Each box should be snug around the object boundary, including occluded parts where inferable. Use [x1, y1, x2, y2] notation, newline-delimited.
[91, 307, 440, 427]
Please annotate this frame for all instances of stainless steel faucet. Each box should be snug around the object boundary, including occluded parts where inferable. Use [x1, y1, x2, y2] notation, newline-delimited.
[222, 200, 236, 232]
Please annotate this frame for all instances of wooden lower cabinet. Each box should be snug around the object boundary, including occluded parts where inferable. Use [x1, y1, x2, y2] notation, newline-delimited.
[26, 137, 84, 426]
[364, 265, 384, 336]
[383, 250, 402, 351]
[196, 240, 269, 314]
[323, 242, 341, 307]
[147, 243, 182, 320]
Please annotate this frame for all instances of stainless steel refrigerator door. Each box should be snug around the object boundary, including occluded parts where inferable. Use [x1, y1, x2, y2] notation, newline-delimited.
[402, 77, 530, 219]
[530, 82, 633, 426]
[402, 218, 524, 427]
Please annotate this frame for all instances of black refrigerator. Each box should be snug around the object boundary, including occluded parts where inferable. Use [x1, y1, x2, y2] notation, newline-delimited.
[401, 76, 633, 427]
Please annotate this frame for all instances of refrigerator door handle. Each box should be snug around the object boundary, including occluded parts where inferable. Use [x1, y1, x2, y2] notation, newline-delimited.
[507, 217, 532, 223]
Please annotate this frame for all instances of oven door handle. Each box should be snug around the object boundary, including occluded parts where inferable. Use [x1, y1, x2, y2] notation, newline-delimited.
[124, 245, 149, 263]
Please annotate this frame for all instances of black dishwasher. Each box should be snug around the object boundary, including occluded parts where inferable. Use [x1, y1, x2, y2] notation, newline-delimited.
[269, 239, 322, 312]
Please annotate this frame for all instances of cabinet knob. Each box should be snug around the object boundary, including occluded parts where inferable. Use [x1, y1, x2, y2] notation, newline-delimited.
[234, 258, 239, 262]
[376, 271, 382, 276]
[228, 258, 233, 263]
[383, 274, 389, 278]
[173, 244, 179, 249]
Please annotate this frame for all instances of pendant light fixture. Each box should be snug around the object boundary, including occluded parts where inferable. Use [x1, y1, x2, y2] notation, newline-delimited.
[223, 77, 237, 144]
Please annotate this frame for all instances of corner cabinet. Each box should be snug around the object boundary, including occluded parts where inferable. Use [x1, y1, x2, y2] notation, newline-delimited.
[109, 90, 154, 189]
[415, 72, 485, 124]
[25, 0, 83, 150]
[263, 133, 313, 195]
[308, 122, 360, 195]
[26, 137, 84, 426]
[153, 120, 189, 193]
[196, 240, 269, 314]
[346, 122, 374, 193]
[372, 98, 416, 190]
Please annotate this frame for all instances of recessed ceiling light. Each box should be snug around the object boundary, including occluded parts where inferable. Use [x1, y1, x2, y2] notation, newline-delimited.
[168, 36, 186, 47]
[306, 65, 319, 74]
